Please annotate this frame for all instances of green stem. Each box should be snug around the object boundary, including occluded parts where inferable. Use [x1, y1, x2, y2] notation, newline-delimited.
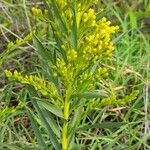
[62, 86, 72, 150]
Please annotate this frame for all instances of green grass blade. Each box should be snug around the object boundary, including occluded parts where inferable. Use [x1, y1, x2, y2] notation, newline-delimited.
[0, 143, 22, 150]
[27, 110, 47, 149]
[77, 122, 125, 131]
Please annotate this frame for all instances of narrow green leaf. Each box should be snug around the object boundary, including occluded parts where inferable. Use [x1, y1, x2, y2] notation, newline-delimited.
[68, 101, 84, 146]
[72, 90, 108, 99]
[37, 100, 63, 118]
[50, 0, 68, 34]
[128, 10, 137, 29]
[71, 5, 77, 49]
[33, 35, 53, 64]
[27, 110, 47, 149]
[43, 0, 67, 61]
[41, 108, 60, 138]
[43, 0, 54, 22]
[113, 29, 132, 44]
[28, 86, 61, 150]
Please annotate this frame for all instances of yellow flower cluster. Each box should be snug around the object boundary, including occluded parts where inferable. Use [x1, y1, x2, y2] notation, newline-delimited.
[57, 0, 67, 8]
[78, 72, 94, 91]
[31, 7, 42, 16]
[83, 8, 96, 27]
[95, 67, 108, 80]
[4, 70, 60, 105]
[90, 90, 139, 109]
[55, 58, 67, 77]
[53, 58, 75, 85]
[53, 4, 119, 86]
[67, 49, 77, 61]
[82, 12, 119, 63]
[0, 102, 24, 123]
[0, 32, 32, 66]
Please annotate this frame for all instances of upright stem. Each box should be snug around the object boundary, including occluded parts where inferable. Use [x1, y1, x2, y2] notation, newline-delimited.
[62, 86, 72, 150]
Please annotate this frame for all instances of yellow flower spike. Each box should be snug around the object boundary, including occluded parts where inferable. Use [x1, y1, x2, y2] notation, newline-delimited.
[101, 29, 106, 35]
[96, 33, 100, 38]
[106, 21, 111, 26]
[93, 40, 98, 46]
[98, 45, 102, 50]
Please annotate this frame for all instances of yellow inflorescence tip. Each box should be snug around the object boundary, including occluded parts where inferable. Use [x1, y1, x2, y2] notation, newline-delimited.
[31, 7, 42, 16]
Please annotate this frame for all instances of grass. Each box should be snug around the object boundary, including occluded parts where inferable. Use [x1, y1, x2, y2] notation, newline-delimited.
[0, 0, 150, 149]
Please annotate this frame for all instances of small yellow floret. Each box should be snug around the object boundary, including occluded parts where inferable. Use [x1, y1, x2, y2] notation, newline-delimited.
[31, 7, 42, 16]
[67, 49, 77, 61]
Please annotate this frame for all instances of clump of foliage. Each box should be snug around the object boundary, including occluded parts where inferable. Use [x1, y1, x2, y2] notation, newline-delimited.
[4, 0, 139, 149]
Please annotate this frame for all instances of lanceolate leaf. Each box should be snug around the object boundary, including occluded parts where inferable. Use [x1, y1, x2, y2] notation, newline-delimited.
[71, 4, 77, 50]
[50, 0, 68, 35]
[72, 90, 108, 99]
[33, 34, 53, 64]
[43, 0, 67, 61]
[27, 110, 47, 149]
[40, 108, 61, 138]
[33, 35, 60, 87]
[28, 86, 61, 150]
[37, 100, 63, 118]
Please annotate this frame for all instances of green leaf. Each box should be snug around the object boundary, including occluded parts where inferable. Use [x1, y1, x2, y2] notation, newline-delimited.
[27, 110, 47, 149]
[40, 107, 61, 138]
[28, 86, 61, 150]
[33, 34, 53, 64]
[68, 101, 84, 146]
[43, 0, 67, 61]
[50, 0, 68, 34]
[33, 35, 61, 87]
[71, 4, 77, 49]
[113, 29, 132, 44]
[37, 100, 63, 118]
[72, 90, 107, 99]
[128, 10, 137, 29]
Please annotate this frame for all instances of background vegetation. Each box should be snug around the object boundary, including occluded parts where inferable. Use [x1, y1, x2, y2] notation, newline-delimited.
[0, 0, 150, 149]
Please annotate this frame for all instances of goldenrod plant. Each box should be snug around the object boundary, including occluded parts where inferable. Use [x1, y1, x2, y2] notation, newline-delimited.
[4, 0, 139, 149]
